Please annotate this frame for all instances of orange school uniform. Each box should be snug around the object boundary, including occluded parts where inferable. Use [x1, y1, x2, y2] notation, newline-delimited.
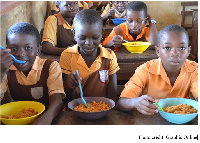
[42, 12, 76, 48]
[103, 22, 149, 45]
[59, 44, 120, 98]
[0, 57, 65, 105]
[120, 58, 198, 100]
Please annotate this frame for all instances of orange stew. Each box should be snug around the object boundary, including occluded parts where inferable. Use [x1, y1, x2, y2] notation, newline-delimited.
[163, 104, 197, 114]
[1, 108, 38, 119]
[74, 101, 110, 112]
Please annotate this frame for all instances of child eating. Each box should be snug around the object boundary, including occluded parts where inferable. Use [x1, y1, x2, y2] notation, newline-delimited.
[103, 1, 157, 50]
[0, 22, 65, 124]
[59, 9, 120, 103]
[117, 24, 198, 115]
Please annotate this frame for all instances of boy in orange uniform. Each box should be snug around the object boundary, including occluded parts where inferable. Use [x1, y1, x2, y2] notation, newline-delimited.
[0, 22, 65, 124]
[59, 9, 120, 103]
[103, 1, 157, 50]
[42, 1, 79, 55]
[101, 1, 128, 24]
[117, 24, 198, 115]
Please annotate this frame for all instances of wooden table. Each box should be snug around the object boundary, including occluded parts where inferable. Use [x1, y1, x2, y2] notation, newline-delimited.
[52, 108, 198, 125]
[102, 24, 115, 39]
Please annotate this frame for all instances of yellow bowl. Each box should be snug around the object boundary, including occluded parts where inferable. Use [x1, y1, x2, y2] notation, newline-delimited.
[0, 101, 45, 125]
[122, 41, 151, 53]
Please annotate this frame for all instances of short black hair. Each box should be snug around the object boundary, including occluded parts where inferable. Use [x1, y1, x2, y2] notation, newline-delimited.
[126, 1, 147, 17]
[157, 24, 189, 46]
[74, 9, 103, 30]
[6, 22, 40, 46]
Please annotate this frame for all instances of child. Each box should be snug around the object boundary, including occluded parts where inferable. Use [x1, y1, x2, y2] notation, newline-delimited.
[42, 1, 79, 56]
[59, 9, 120, 103]
[103, 1, 157, 50]
[117, 24, 198, 115]
[0, 22, 65, 125]
[101, 1, 128, 24]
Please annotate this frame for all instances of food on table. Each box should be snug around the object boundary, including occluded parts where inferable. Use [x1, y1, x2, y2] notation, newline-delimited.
[74, 101, 110, 112]
[1, 108, 38, 119]
[163, 104, 197, 114]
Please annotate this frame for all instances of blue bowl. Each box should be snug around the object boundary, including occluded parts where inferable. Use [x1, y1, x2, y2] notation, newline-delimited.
[111, 18, 126, 25]
[158, 98, 198, 124]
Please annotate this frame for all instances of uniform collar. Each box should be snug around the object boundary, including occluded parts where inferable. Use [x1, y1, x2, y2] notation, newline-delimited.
[149, 58, 197, 76]
[54, 12, 74, 29]
[124, 23, 149, 40]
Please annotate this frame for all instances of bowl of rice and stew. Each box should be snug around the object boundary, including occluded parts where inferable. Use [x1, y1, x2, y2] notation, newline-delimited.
[157, 98, 198, 124]
[68, 97, 115, 120]
[0, 101, 45, 125]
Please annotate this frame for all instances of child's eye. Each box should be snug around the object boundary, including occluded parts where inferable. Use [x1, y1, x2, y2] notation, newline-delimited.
[164, 47, 170, 50]
[25, 46, 32, 50]
[180, 47, 186, 50]
[92, 37, 99, 40]
[137, 19, 143, 23]
[79, 37, 86, 40]
[10, 47, 17, 51]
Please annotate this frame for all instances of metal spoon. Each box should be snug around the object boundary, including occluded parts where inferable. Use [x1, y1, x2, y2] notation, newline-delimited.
[155, 102, 164, 111]
[0, 46, 26, 64]
[76, 70, 88, 108]
[123, 39, 129, 43]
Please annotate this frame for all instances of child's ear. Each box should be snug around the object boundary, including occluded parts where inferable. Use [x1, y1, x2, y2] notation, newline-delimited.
[187, 46, 191, 57]
[155, 46, 160, 57]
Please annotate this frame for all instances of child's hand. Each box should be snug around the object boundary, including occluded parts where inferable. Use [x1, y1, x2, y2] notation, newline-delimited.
[111, 35, 123, 47]
[0, 48, 13, 75]
[108, 8, 115, 18]
[134, 95, 159, 115]
[66, 71, 82, 89]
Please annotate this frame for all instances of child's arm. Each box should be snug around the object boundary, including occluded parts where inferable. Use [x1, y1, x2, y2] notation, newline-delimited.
[102, 8, 116, 24]
[0, 48, 13, 82]
[117, 95, 159, 115]
[104, 35, 123, 48]
[42, 41, 66, 56]
[62, 72, 80, 103]
[147, 14, 158, 50]
[106, 73, 118, 103]
[32, 93, 63, 125]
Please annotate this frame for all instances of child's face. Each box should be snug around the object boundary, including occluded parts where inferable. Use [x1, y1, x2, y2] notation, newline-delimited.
[74, 23, 102, 55]
[6, 33, 39, 74]
[126, 9, 146, 36]
[59, 1, 78, 18]
[112, 1, 128, 13]
[156, 31, 191, 73]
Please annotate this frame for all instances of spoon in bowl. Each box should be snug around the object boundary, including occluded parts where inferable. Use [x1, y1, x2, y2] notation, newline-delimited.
[0, 45, 26, 64]
[76, 70, 88, 108]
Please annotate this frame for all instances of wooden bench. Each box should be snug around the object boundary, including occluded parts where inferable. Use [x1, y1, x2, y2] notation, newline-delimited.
[181, 1, 198, 30]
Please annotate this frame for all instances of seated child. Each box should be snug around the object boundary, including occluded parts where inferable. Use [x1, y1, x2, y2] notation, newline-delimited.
[42, 1, 79, 56]
[101, 1, 128, 24]
[0, 22, 65, 125]
[59, 9, 120, 103]
[96, 1, 110, 11]
[103, 1, 157, 50]
[117, 24, 198, 115]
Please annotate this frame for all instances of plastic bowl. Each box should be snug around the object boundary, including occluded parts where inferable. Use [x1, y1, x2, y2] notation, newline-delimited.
[0, 101, 45, 125]
[111, 18, 126, 25]
[122, 41, 151, 53]
[158, 98, 198, 124]
[68, 97, 115, 120]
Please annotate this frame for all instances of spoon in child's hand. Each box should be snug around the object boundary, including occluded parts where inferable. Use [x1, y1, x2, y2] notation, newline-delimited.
[0, 45, 26, 64]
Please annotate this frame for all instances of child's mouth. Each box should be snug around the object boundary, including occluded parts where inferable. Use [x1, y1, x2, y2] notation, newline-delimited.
[16, 61, 28, 67]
